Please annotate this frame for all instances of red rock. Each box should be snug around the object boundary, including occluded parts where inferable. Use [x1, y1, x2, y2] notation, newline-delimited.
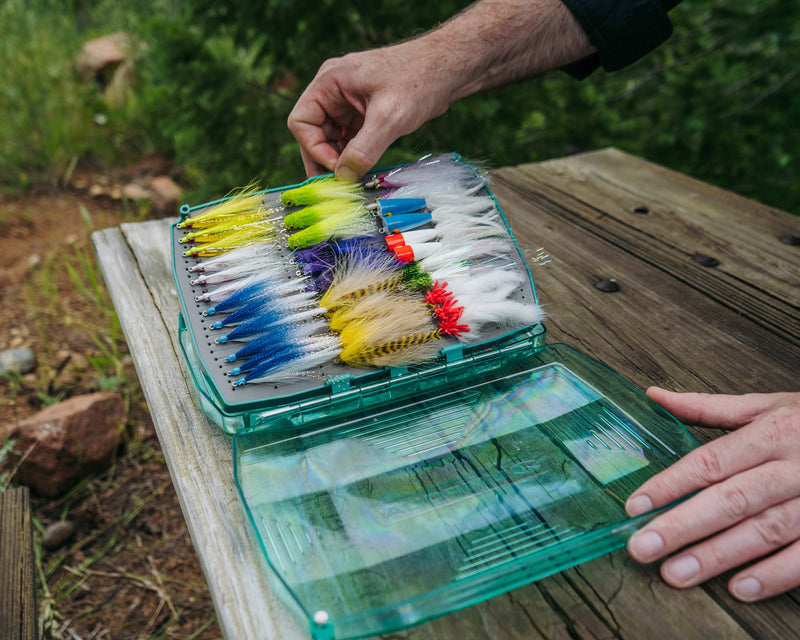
[5, 393, 126, 497]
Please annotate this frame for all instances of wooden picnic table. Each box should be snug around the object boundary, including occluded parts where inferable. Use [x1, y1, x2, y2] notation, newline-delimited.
[93, 148, 800, 639]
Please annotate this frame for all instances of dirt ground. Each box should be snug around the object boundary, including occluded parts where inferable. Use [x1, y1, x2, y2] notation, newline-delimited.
[0, 183, 222, 639]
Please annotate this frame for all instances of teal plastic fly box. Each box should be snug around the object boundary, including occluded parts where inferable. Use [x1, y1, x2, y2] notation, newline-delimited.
[171, 155, 699, 640]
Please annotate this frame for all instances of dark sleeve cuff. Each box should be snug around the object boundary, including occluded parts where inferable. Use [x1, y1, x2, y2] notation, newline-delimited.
[561, 53, 602, 79]
[560, 0, 680, 76]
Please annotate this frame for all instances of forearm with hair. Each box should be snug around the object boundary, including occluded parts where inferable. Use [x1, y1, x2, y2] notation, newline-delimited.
[419, 0, 596, 103]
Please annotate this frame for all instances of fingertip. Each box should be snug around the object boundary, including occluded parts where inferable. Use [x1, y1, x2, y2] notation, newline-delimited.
[335, 164, 360, 182]
[336, 112, 400, 182]
[626, 493, 654, 517]
[646, 386, 671, 401]
[662, 554, 701, 587]
[300, 144, 338, 178]
[730, 576, 763, 602]
[302, 157, 329, 178]
[627, 529, 665, 562]
[335, 145, 377, 182]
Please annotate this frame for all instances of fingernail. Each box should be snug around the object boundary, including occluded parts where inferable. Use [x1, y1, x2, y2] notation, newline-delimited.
[732, 577, 763, 601]
[664, 555, 700, 585]
[629, 530, 664, 561]
[626, 494, 654, 517]
[336, 165, 359, 182]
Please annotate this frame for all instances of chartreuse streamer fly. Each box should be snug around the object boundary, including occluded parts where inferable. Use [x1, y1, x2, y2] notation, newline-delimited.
[178, 183, 268, 229]
[281, 176, 364, 206]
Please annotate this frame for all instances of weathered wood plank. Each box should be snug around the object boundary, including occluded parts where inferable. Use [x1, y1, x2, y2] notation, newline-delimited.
[489, 159, 800, 639]
[93, 223, 308, 640]
[493, 149, 800, 346]
[490, 175, 800, 394]
[0, 486, 36, 640]
[700, 577, 800, 639]
[536, 148, 800, 304]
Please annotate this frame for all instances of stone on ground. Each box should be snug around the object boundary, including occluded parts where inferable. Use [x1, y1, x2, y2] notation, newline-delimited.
[4, 392, 126, 497]
[0, 346, 36, 375]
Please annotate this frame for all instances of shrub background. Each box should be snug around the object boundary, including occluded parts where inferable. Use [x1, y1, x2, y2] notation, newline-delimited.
[1, 0, 797, 212]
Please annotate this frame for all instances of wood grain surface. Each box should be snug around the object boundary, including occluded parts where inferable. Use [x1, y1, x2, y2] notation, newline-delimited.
[0, 486, 36, 640]
[94, 149, 800, 639]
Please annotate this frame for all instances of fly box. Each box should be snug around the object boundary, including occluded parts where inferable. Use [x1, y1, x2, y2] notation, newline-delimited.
[171, 154, 699, 639]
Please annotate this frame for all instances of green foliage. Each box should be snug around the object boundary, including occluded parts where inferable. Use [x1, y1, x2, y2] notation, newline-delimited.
[0, 436, 19, 489]
[136, 0, 800, 212]
[0, 0, 797, 212]
[0, 0, 94, 185]
[61, 239, 138, 408]
[137, 0, 474, 198]
[0, 0, 170, 188]
[510, 1, 800, 212]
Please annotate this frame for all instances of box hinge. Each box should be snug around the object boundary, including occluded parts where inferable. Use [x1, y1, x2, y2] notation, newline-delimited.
[441, 343, 464, 363]
[326, 374, 354, 394]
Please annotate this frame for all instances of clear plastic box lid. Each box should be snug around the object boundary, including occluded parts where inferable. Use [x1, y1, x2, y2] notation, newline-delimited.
[234, 342, 699, 639]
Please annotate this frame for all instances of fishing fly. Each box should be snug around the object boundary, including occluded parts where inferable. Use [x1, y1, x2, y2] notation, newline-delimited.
[177, 154, 543, 385]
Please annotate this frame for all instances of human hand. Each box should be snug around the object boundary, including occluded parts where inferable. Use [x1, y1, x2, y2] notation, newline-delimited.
[625, 388, 800, 601]
[287, 41, 455, 181]
[287, 0, 596, 181]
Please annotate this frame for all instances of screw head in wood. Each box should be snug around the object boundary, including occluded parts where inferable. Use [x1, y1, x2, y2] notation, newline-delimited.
[594, 278, 620, 293]
[693, 253, 719, 267]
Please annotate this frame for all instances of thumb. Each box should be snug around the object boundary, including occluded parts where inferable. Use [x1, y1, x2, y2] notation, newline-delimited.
[334, 109, 402, 181]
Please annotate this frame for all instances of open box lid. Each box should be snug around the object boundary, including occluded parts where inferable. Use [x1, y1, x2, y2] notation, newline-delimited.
[233, 342, 699, 640]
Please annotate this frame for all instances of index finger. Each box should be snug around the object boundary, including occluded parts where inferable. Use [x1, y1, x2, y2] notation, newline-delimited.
[288, 107, 341, 176]
[627, 423, 774, 516]
[298, 142, 335, 177]
[646, 387, 779, 428]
